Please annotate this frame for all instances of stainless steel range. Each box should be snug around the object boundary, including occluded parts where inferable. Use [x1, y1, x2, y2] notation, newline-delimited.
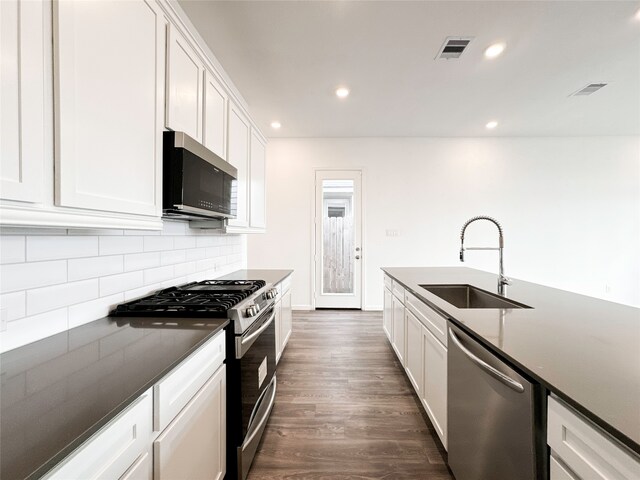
[112, 279, 279, 480]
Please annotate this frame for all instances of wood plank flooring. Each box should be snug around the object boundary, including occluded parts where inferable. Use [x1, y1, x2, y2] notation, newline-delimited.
[248, 310, 454, 480]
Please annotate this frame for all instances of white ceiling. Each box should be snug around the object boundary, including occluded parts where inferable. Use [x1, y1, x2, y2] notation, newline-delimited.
[179, 1, 640, 138]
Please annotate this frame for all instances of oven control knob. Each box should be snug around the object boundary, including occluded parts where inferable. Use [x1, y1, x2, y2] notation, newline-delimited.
[245, 305, 257, 317]
[271, 288, 278, 298]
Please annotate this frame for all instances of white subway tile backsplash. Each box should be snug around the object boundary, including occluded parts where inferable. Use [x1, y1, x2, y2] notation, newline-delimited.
[0, 225, 244, 352]
[27, 236, 98, 261]
[144, 265, 174, 285]
[144, 236, 174, 252]
[0, 291, 26, 321]
[68, 255, 124, 281]
[124, 252, 161, 272]
[0, 261, 67, 293]
[100, 271, 144, 296]
[173, 236, 196, 249]
[99, 236, 143, 255]
[161, 221, 186, 236]
[1, 236, 25, 264]
[68, 293, 124, 329]
[27, 280, 99, 316]
[160, 250, 186, 266]
[0, 308, 68, 353]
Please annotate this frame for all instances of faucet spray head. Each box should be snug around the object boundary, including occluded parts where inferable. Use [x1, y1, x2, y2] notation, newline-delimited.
[459, 247, 465, 262]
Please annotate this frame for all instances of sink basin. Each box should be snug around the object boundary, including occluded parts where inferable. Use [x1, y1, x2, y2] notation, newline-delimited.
[420, 284, 532, 309]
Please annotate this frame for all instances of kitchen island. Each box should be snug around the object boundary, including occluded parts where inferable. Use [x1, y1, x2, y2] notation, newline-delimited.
[382, 266, 640, 457]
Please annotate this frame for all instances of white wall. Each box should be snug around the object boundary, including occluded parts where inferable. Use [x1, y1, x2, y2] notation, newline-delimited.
[0, 221, 247, 352]
[248, 137, 640, 309]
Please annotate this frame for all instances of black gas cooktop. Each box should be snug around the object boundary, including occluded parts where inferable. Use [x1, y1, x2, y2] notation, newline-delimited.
[112, 280, 266, 317]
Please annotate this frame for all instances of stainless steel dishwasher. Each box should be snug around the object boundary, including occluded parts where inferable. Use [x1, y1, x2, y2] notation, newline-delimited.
[448, 323, 547, 480]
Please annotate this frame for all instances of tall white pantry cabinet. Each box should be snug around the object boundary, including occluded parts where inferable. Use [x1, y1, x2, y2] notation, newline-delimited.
[0, 0, 267, 233]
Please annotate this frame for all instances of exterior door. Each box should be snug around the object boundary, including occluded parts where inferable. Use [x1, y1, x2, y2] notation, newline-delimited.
[314, 170, 362, 309]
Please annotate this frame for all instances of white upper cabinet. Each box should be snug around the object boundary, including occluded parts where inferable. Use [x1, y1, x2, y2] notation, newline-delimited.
[203, 69, 227, 160]
[166, 24, 203, 142]
[54, 0, 165, 217]
[227, 102, 250, 228]
[249, 130, 266, 229]
[0, 0, 46, 203]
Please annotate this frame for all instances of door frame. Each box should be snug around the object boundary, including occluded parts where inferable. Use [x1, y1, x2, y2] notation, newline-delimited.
[311, 168, 366, 310]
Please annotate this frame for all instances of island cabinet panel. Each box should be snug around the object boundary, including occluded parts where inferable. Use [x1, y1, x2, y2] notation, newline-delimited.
[203, 69, 227, 160]
[421, 325, 447, 449]
[227, 102, 250, 228]
[0, 0, 46, 203]
[405, 309, 424, 396]
[54, 0, 165, 217]
[275, 277, 293, 363]
[275, 296, 283, 363]
[166, 24, 204, 142]
[548, 396, 640, 480]
[391, 293, 406, 365]
[43, 391, 153, 480]
[383, 286, 393, 341]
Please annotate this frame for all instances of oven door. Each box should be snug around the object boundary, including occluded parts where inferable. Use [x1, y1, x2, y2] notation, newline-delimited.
[235, 307, 277, 480]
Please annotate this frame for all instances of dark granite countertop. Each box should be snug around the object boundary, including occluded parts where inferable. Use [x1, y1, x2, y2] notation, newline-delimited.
[217, 269, 293, 286]
[382, 267, 640, 455]
[0, 315, 228, 480]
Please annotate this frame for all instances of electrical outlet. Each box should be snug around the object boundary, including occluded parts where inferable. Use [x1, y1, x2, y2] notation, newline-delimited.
[1, 308, 8, 332]
[604, 284, 612, 294]
[386, 229, 399, 237]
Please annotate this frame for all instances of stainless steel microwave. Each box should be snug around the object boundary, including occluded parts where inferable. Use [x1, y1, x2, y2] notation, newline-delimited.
[163, 131, 237, 221]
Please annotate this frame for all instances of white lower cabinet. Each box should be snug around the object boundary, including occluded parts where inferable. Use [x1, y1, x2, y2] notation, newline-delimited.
[391, 294, 406, 365]
[120, 452, 152, 480]
[44, 391, 153, 480]
[548, 396, 640, 480]
[153, 365, 226, 480]
[404, 309, 423, 395]
[421, 325, 448, 449]
[383, 287, 393, 341]
[275, 277, 293, 363]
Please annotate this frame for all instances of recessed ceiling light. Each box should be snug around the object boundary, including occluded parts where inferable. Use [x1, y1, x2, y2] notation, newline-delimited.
[484, 43, 506, 58]
[271, 121, 281, 129]
[336, 87, 350, 98]
[486, 121, 498, 129]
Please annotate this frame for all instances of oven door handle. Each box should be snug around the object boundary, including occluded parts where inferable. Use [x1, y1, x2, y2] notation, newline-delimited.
[243, 375, 277, 450]
[236, 308, 276, 359]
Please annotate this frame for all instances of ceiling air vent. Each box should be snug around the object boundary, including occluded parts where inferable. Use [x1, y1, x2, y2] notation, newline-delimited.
[571, 83, 607, 96]
[436, 37, 473, 60]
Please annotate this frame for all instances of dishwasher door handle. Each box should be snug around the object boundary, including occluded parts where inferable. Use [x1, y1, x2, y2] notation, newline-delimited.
[448, 327, 525, 393]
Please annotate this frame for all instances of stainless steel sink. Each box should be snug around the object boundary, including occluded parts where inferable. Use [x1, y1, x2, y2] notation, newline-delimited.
[420, 284, 532, 309]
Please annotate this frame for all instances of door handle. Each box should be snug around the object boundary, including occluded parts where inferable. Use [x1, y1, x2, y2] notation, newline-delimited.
[448, 327, 525, 393]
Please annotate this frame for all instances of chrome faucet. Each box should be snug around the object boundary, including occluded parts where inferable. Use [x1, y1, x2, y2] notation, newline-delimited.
[459, 216, 512, 295]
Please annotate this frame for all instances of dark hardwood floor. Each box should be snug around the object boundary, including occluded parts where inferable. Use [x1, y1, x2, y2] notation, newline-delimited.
[248, 310, 454, 480]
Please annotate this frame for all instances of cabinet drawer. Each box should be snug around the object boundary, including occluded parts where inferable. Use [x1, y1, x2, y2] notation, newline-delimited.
[548, 396, 640, 480]
[279, 275, 292, 296]
[120, 451, 152, 480]
[406, 292, 447, 347]
[550, 455, 579, 480]
[44, 391, 152, 480]
[392, 281, 405, 302]
[384, 275, 393, 290]
[154, 330, 225, 431]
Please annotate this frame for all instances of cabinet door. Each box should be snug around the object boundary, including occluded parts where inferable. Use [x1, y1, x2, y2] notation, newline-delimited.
[391, 295, 405, 365]
[249, 130, 266, 229]
[203, 69, 227, 159]
[227, 102, 250, 227]
[120, 452, 152, 480]
[281, 289, 293, 351]
[166, 24, 203, 141]
[275, 299, 282, 364]
[54, 0, 164, 216]
[422, 326, 447, 449]
[0, 0, 46, 203]
[383, 287, 393, 341]
[154, 365, 226, 480]
[45, 391, 152, 480]
[405, 309, 423, 396]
